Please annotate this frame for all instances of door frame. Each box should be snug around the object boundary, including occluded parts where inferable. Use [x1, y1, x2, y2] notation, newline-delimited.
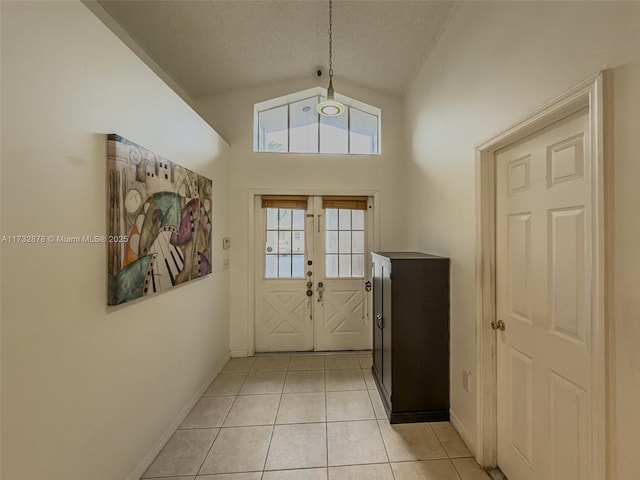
[247, 188, 380, 356]
[474, 72, 608, 479]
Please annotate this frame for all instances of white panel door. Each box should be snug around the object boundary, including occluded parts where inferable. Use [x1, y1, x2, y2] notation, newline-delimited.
[496, 110, 591, 480]
[255, 196, 373, 352]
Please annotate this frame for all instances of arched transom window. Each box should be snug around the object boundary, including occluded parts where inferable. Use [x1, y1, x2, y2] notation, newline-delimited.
[254, 87, 380, 155]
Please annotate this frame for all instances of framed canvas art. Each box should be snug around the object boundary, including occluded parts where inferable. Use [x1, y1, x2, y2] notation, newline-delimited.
[107, 134, 212, 306]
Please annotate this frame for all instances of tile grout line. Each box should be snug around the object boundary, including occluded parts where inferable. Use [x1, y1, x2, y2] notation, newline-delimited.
[259, 356, 289, 476]
[193, 362, 250, 478]
[428, 421, 466, 478]
[260, 391, 283, 475]
[362, 376, 397, 479]
[450, 457, 470, 480]
[430, 422, 452, 457]
[324, 364, 329, 478]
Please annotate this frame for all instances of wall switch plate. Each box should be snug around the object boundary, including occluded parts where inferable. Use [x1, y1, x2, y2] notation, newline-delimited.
[223, 258, 230, 270]
[222, 237, 230, 250]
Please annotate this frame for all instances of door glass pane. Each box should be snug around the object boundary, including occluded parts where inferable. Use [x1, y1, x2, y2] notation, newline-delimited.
[292, 209, 305, 229]
[292, 231, 305, 253]
[278, 209, 292, 229]
[339, 231, 351, 253]
[258, 106, 288, 152]
[267, 208, 279, 229]
[352, 254, 364, 276]
[278, 231, 291, 253]
[292, 255, 305, 277]
[326, 254, 338, 277]
[326, 231, 338, 253]
[352, 210, 364, 230]
[266, 231, 278, 253]
[290, 97, 319, 153]
[352, 231, 364, 253]
[279, 255, 292, 278]
[339, 255, 352, 277]
[326, 208, 338, 230]
[338, 209, 351, 229]
[265, 255, 278, 278]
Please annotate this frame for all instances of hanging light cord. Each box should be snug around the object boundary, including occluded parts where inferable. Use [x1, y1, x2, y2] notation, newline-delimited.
[317, 0, 345, 116]
[328, 0, 334, 79]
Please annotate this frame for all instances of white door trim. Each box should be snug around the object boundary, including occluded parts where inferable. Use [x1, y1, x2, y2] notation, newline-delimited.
[475, 72, 607, 479]
[247, 188, 380, 356]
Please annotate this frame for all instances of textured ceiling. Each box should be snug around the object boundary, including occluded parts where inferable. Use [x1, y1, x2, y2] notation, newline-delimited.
[97, 0, 456, 99]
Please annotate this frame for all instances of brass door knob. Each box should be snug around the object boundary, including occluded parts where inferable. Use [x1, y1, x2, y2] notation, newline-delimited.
[491, 320, 506, 331]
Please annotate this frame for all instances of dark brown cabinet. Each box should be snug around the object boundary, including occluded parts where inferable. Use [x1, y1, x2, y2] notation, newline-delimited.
[372, 252, 450, 424]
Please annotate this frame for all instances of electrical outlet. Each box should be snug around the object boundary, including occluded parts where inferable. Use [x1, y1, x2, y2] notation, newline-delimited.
[462, 370, 471, 392]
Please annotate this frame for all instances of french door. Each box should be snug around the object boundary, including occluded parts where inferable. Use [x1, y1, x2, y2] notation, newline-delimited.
[254, 195, 373, 352]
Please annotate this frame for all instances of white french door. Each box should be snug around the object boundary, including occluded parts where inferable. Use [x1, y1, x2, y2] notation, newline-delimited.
[254, 195, 373, 352]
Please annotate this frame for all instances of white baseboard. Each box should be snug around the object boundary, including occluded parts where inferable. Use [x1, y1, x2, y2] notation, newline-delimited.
[231, 349, 249, 358]
[450, 409, 477, 458]
[125, 351, 231, 480]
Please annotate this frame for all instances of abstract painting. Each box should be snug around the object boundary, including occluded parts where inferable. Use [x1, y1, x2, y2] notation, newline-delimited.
[107, 134, 212, 306]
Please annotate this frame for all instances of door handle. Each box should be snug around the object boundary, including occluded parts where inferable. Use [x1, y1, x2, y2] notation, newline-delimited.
[491, 320, 506, 331]
[316, 282, 325, 303]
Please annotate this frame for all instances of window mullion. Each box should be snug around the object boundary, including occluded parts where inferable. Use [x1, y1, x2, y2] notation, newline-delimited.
[347, 106, 351, 154]
[287, 104, 291, 153]
[317, 95, 321, 154]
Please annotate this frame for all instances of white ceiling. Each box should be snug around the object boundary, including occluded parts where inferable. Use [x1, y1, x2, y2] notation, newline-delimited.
[97, 0, 456, 99]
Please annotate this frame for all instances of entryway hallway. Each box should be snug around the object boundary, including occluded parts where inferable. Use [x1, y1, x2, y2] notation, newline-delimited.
[141, 352, 490, 480]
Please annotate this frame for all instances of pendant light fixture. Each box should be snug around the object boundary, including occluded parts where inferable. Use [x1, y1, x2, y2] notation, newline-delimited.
[317, 0, 346, 117]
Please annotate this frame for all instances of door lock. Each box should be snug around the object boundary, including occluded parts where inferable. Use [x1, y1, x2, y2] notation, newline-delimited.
[316, 282, 325, 303]
[307, 281, 313, 288]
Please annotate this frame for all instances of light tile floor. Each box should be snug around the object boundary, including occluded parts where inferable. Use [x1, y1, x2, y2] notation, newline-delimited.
[142, 352, 491, 480]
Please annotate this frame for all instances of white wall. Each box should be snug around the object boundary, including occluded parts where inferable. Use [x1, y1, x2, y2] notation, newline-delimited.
[195, 77, 407, 356]
[404, 1, 640, 478]
[0, 2, 230, 480]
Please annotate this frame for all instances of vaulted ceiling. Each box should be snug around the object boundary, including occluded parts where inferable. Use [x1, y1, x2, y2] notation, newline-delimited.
[96, 0, 456, 99]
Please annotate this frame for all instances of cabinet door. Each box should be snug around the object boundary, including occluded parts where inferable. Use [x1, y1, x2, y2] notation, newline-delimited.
[372, 258, 383, 382]
[381, 259, 393, 396]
